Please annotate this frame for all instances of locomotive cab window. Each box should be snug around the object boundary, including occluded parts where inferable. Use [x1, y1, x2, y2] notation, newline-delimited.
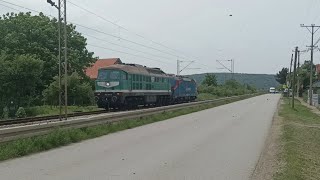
[122, 72, 127, 80]
[110, 71, 120, 80]
[97, 70, 108, 80]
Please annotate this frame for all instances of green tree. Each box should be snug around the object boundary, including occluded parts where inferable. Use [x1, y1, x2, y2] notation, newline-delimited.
[0, 53, 44, 114]
[297, 61, 316, 89]
[15, 107, 27, 118]
[43, 72, 94, 106]
[0, 12, 96, 95]
[202, 74, 218, 86]
[276, 67, 288, 84]
[225, 79, 241, 89]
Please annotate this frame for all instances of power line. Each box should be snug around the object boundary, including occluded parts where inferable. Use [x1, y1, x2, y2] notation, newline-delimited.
[1, 0, 212, 73]
[67, 1, 121, 29]
[67, 0, 195, 60]
[0, 2, 21, 11]
[0, 1, 178, 68]
[83, 33, 174, 63]
[0, 0, 189, 60]
[0, 0, 42, 14]
[74, 23, 182, 58]
[87, 43, 172, 65]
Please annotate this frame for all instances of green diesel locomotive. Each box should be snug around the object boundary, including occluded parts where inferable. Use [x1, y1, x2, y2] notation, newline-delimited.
[95, 63, 172, 109]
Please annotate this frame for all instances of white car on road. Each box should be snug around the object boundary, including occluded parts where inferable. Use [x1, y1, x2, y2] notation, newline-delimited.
[269, 87, 276, 93]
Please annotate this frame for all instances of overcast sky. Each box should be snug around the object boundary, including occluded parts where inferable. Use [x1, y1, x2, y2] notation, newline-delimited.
[1, 0, 320, 75]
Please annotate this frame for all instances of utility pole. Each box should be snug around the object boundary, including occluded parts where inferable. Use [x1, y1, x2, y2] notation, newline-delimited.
[292, 47, 298, 108]
[177, 59, 180, 75]
[289, 54, 293, 90]
[230, 59, 235, 79]
[296, 50, 300, 96]
[46, 0, 62, 120]
[62, 0, 68, 119]
[301, 24, 320, 105]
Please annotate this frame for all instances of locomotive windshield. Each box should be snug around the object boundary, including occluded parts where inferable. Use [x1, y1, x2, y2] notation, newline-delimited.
[97, 70, 108, 80]
[110, 71, 120, 80]
[97, 69, 121, 80]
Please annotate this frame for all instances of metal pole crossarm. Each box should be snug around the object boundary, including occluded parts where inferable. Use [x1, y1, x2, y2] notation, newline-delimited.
[177, 60, 197, 75]
[46, 0, 58, 9]
[179, 61, 195, 73]
[216, 60, 232, 72]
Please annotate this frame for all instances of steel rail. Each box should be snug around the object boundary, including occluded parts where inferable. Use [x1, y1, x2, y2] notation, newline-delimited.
[0, 110, 107, 126]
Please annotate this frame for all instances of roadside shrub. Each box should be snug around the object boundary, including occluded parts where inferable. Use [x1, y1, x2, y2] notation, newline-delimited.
[43, 72, 94, 106]
[197, 79, 256, 98]
[15, 107, 27, 118]
[2, 107, 9, 119]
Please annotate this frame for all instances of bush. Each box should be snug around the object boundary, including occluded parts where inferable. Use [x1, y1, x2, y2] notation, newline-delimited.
[43, 72, 94, 106]
[2, 107, 9, 119]
[15, 107, 26, 118]
[197, 79, 256, 98]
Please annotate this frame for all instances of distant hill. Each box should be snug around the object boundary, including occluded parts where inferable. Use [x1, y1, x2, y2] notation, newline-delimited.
[187, 73, 279, 90]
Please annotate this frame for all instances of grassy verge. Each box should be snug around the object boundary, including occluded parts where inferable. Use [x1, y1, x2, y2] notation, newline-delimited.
[197, 93, 218, 101]
[25, 105, 103, 117]
[275, 98, 320, 180]
[0, 95, 254, 162]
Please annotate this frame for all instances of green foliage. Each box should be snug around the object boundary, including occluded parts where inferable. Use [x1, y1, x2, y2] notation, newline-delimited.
[246, 83, 257, 92]
[0, 54, 44, 114]
[296, 61, 317, 89]
[43, 72, 94, 106]
[2, 107, 9, 120]
[197, 79, 256, 98]
[0, 12, 96, 116]
[188, 73, 279, 90]
[276, 67, 288, 84]
[197, 93, 217, 101]
[0, 12, 96, 82]
[15, 107, 26, 118]
[202, 74, 218, 86]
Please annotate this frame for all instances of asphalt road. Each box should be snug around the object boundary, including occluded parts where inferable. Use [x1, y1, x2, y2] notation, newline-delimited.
[0, 94, 280, 180]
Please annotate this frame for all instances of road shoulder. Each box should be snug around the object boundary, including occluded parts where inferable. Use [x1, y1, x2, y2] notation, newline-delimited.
[251, 99, 284, 180]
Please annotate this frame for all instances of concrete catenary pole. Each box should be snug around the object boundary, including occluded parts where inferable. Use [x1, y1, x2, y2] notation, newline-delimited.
[292, 47, 298, 108]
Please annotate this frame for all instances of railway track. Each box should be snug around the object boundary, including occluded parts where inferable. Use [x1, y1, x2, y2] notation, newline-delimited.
[0, 102, 195, 127]
[0, 110, 107, 126]
[0, 94, 262, 143]
[0, 100, 210, 127]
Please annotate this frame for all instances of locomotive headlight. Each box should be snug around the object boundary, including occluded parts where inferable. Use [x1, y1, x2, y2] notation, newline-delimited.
[106, 82, 110, 86]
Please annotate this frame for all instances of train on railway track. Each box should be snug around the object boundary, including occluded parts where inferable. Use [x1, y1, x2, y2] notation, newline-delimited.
[94, 63, 197, 110]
